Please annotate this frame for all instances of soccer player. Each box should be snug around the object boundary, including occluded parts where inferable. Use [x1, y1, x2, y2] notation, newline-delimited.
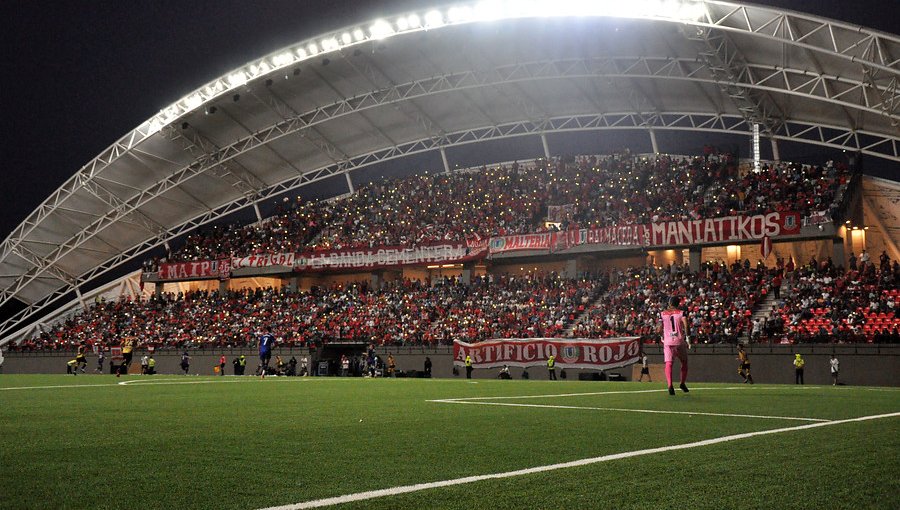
[180, 351, 191, 375]
[638, 352, 651, 382]
[258, 327, 276, 378]
[737, 344, 754, 384]
[75, 342, 88, 373]
[830, 354, 840, 385]
[659, 296, 690, 395]
[118, 337, 135, 377]
[96, 350, 105, 373]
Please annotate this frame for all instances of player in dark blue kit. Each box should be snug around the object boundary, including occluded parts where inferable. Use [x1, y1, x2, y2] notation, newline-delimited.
[259, 327, 276, 378]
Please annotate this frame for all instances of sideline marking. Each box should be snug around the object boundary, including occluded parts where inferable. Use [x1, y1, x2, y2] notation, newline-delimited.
[258, 411, 900, 510]
[429, 399, 829, 422]
[431, 386, 747, 402]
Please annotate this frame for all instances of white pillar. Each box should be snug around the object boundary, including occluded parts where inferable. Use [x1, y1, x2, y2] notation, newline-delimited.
[345, 172, 355, 194]
[440, 147, 451, 174]
[253, 203, 262, 223]
[74, 286, 87, 309]
[752, 123, 761, 172]
[770, 138, 780, 162]
[541, 133, 551, 159]
[649, 129, 659, 154]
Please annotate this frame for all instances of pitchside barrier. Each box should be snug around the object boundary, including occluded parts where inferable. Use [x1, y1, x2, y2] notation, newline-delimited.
[2, 344, 899, 386]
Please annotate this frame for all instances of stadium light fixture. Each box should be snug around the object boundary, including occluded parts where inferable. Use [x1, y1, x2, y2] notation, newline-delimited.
[228, 71, 247, 88]
[370, 19, 394, 39]
[146, 0, 708, 132]
[424, 10, 444, 28]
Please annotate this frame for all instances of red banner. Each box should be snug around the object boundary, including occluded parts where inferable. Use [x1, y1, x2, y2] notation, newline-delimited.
[453, 337, 641, 370]
[557, 224, 648, 250]
[649, 211, 800, 247]
[232, 252, 296, 269]
[294, 242, 487, 271]
[158, 260, 229, 281]
[489, 233, 555, 254]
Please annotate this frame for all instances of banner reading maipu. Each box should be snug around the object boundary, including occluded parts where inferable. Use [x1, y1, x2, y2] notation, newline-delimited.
[453, 337, 641, 370]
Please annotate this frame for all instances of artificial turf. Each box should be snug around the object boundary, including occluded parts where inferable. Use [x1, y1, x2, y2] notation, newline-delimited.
[0, 375, 897, 509]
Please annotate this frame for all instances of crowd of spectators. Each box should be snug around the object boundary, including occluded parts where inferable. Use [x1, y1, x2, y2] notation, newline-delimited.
[13, 273, 607, 351]
[16, 252, 900, 352]
[572, 262, 765, 344]
[766, 251, 900, 343]
[156, 152, 850, 263]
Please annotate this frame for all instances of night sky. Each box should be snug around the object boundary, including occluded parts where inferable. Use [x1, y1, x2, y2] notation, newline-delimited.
[1, 0, 896, 241]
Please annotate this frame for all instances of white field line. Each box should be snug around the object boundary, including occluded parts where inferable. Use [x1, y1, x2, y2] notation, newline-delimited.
[258, 411, 900, 510]
[429, 399, 829, 422]
[433, 386, 748, 401]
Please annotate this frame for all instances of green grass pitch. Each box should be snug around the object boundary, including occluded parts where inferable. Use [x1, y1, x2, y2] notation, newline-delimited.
[0, 375, 897, 509]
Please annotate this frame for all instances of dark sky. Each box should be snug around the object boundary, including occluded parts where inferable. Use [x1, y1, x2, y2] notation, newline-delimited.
[1, 0, 896, 241]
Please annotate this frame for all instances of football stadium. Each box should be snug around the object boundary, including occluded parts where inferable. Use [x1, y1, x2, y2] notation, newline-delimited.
[1, 1, 898, 508]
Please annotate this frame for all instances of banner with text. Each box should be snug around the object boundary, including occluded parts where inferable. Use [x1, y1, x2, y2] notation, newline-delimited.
[158, 259, 231, 281]
[453, 337, 641, 370]
[489, 233, 555, 254]
[232, 252, 296, 269]
[557, 224, 648, 250]
[649, 211, 800, 247]
[294, 242, 487, 272]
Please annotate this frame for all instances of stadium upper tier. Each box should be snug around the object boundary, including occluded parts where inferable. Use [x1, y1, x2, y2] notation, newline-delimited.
[15, 257, 898, 351]
[1, 0, 897, 345]
[155, 153, 850, 263]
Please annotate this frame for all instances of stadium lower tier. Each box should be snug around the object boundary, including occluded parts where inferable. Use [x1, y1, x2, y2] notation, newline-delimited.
[12, 261, 899, 352]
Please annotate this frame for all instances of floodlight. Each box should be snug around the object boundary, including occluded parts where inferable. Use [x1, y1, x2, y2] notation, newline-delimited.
[397, 16, 409, 31]
[321, 37, 339, 51]
[448, 6, 473, 23]
[370, 19, 394, 39]
[296, 48, 308, 58]
[341, 32, 353, 44]
[185, 94, 203, 110]
[352, 28, 365, 41]
[277, 51, 294, 66]
[424, 10, 444, 27]
[228, 71, 247, 87]
[407, 14, 421, 28]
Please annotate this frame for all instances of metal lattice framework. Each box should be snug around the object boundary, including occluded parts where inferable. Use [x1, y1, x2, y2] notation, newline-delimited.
[1, 0, 898, 344]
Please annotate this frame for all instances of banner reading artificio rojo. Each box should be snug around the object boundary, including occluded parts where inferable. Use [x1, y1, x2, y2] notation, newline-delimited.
[453, 337, 641, 370]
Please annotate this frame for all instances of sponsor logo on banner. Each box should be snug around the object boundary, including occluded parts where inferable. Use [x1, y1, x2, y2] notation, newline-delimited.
[649, 211, 801, 246]
[453, 337, 641, 370]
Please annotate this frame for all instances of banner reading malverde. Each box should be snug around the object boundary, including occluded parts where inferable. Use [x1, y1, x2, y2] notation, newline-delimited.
[453, 337, 641, 370]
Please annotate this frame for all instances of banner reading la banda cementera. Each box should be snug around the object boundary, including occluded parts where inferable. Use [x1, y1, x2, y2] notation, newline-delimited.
[453, 337, 641, 370]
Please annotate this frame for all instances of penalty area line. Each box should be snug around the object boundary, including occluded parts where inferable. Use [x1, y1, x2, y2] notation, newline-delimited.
[257, 411, 900, 510]
[428, 399, 829, 422]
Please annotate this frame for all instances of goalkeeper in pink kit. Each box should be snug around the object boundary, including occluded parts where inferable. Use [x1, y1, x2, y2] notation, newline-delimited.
[659, 296, 691, 395]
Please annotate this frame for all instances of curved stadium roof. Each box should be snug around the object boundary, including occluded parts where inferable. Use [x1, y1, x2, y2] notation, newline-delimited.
[1, 0, 898, 340]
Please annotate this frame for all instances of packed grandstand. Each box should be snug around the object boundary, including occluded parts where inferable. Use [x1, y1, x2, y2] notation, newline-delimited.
[12, 152, 899, 352]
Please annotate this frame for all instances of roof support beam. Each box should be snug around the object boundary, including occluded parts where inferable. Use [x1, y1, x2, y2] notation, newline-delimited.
[681, 25, 784, 136]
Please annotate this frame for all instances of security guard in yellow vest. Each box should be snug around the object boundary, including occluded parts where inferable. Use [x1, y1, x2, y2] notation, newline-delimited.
[793, 353, 805, 384]
[548, 355, 557, 380]
[465, 355, 473, 379]
[147, 356, 156, 375]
